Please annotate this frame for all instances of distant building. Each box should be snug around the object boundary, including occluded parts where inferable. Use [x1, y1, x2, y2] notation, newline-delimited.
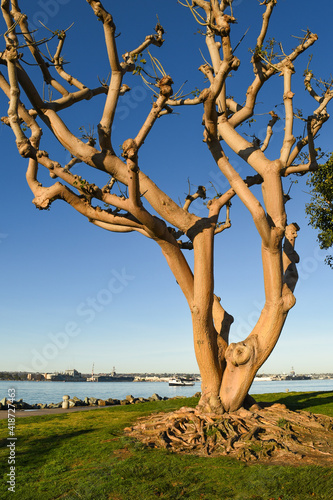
[65, 369, 81, 378]
[43, 369, 85, 382]
[27, 373, 44, 381]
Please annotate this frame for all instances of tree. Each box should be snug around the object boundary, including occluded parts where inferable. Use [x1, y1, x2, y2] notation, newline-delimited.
[0, 0, 332, 417]
[306, 154, 333, 267]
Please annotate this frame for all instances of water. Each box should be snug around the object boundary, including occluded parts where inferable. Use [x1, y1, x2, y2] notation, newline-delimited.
[1, 378, 333, 405]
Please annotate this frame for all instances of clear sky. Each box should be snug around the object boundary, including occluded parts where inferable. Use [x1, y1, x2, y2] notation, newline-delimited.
[0, 0, 332, 376]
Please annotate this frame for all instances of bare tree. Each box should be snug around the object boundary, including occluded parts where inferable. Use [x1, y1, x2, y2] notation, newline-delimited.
[1, 0, 332, 415]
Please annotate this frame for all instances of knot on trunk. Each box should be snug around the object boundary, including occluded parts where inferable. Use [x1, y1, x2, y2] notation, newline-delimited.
[231, 56, 240, 71]
[157, 75, 173, 97]
[122, 138, 138, 161]
[226, 341, 254, 367]
[16, 139, 33, 158]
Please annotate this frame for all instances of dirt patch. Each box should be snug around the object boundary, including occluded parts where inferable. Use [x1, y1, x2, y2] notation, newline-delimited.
[112, 447, 133, 460]
[124, 403, 333, 465]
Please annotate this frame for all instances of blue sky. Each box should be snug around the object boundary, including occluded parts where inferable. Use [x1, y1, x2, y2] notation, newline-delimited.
[0, 0, 332, 375]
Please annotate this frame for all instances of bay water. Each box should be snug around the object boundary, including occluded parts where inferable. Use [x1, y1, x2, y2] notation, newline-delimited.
[1, 378, 332, 405]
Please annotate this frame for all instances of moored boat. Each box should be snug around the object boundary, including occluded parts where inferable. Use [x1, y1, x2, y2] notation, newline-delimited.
[168, 378, 195, 386]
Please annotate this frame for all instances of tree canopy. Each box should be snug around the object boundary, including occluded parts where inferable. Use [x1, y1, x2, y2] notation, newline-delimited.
[306, 154, 333, 267]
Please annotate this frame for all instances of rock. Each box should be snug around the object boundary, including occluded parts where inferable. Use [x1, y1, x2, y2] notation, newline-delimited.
[97, 399, 106, 406]
[0, 397, 7, 406]
[21, 402, 32, 409]
[49, 402, 62, 409]
[193, 392, 201, 398]
[84, 397, 90, 405]
[73, 396, 83, 405]
[107, 398, 120, 405]
[68, 399, 76, 408]
[138, 397, 148, 403]
[120, 399, 130, 405]
[149, 393, 162, 401]
[88, 397, 98, 405]
[125, 395, 135, 403]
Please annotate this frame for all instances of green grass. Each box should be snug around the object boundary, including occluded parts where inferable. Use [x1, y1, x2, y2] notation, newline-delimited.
[0, 392, 332, 500]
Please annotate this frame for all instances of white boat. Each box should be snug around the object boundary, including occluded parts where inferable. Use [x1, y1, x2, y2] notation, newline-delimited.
[168, 378, 195, 386]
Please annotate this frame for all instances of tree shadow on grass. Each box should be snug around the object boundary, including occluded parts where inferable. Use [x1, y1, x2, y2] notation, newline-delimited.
[14, 428, 95, 468]
[261, 390, 333, 412]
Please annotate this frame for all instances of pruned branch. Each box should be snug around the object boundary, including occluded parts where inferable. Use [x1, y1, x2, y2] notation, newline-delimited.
[135, 76, 173, 148]
[122, 138, 167, 239]
[214, 201, 231, 234]
[206, 134, 270, 245]
[229, 31, 318, 129]
[282, 222, 300, 294]
[261, 111, 279, 152]
[279, 62, 296, 166]
[87, 1, 122, 152]
[52, 30, 86, 91]
[183, 185, 207, 212]
[8, 1, 69, 97]
[121, 23, 165, 64]
[256, 0, 277, 49]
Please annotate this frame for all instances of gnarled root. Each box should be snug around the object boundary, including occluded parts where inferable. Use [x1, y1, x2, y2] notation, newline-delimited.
[124, 404, 333, 465]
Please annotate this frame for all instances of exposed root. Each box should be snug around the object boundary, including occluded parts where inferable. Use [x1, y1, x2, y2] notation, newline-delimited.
[124, 403, 333, 465]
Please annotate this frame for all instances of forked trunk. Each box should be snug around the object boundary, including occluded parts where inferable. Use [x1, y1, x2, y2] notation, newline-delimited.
[190, 222, 298, 414]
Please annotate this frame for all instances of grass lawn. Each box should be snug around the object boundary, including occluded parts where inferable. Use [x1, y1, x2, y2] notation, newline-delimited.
[0, 391, 332, 500]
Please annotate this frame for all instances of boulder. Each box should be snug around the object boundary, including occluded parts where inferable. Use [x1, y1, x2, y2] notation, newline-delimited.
[88, 397, 98, 405]
[97, 399, 106, 406]
[21, 402, 32, 409]
[149, 393, 162, 401]
[120, 399, 130, 405]
[125, 395, 135, 403]
[106, 398, 120, 406]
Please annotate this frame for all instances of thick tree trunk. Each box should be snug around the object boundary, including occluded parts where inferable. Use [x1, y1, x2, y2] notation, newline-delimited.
[191, 223, 224, 412]
[220, 302, 287, 411]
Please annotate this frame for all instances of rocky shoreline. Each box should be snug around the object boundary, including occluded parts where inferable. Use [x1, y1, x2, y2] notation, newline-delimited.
[0, 393, 201, 411]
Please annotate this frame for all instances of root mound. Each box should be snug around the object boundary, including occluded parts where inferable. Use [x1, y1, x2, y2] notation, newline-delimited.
[124, 403, 333, 465]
